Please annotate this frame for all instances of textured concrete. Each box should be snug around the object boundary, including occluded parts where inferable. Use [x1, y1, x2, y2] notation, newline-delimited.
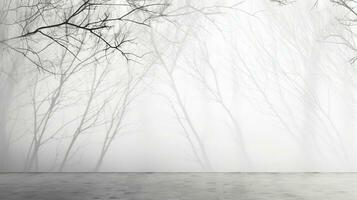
[0, 173, 356, 200]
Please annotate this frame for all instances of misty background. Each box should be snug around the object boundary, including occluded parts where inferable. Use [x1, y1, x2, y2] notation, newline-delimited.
[1, 0, 357, 172]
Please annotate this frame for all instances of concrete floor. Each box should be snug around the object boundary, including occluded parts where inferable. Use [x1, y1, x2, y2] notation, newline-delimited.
[0, 173, 356, 200]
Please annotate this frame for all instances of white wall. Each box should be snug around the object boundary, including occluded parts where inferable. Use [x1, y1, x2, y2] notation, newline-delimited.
[2, 0, 357, 172]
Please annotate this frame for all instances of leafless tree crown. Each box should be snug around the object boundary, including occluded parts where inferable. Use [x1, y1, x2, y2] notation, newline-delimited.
[0, 0, 169, 73]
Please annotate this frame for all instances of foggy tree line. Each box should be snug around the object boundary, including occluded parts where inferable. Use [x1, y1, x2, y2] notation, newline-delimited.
[1, 0, 357, 171]
[0, 0, 171, 171]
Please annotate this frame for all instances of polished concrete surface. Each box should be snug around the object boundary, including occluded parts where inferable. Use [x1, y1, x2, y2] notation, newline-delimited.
[0, 173, 356, 200]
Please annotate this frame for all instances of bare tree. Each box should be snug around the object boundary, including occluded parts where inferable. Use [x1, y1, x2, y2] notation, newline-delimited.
[22, 28, 113, 171]
[0, 0, 170, 171]
[0, 0, 169, 73]
[93, 61, 151, 171]
[149, 26, 214, 171]
[58, 62, 110, 171]
[145, 2, 244, 171]
[330, 0, 357, 61]
[183, 41, 251, 167]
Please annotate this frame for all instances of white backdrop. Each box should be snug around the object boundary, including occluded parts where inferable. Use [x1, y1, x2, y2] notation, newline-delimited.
[1, 0, 357, 172]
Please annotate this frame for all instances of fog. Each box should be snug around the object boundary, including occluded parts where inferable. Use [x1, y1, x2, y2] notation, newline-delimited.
[1, 0, 357, 172]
